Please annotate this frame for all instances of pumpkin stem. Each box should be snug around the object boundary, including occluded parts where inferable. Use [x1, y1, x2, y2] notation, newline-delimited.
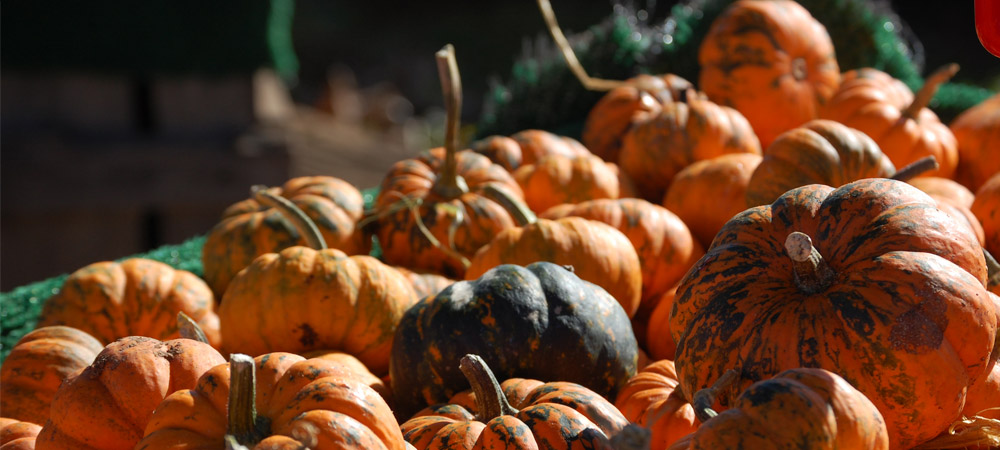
[481, 184, 536, 226]
[986, 249, 1000, 292]
[224, 436, 251, 450]
[902, 63, 959, 120]
[176, 311, 209, 344]
[785, 232, 836, 294]
[890, 156, 939, 181]
[251, 185, 328, 250]
[459, 354, 519, 421]
[228, 353, 266, 446]
[429, 44, 470, 200]
[692, 369, 739, 424]
[536, 0, 627, 92]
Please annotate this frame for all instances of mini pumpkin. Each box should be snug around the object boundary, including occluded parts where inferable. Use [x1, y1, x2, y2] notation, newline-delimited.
[0, 326, 103, 426]
[1, 418, 41, 450]
[515, 153, 625, 213]
[645, 288, 679, 361]
[37, 258, 221, 348]
[698, 0, 840, 147]
[973, 173, 1000, 262]
[614, 359, 697, 450]
[952, 93, 1000, 192]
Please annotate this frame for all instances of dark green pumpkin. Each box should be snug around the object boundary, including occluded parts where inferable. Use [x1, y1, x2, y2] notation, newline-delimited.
[389, 261, 639, 419]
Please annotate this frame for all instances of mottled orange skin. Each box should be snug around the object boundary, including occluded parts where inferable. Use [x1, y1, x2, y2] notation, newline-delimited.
[618, 95, 761, 202]
[698, 0, 840, 148]
[374, 148, 524, 279]
[646, 289, 678, 361]
[202, 176, 365, 296]
[963, 292, 1000, 421]
[466, 217, 642, 317]
[301, 350, 394, 407]
[745, 120, 895, 207]
[614, 360, 697, 450]
[402, 378, 627, 450]
[394, 266, 456, 300]
[973, 174, 1000, 261]
[137, 353, 405, 450]
[672, 369, 889, 450]
[219, 247, 418, 376]
[671, 179, 996, 449]
[473, 130, 592, 172]
[952, 94, 1000, 192]
[37, 258, 221, 348]
[540, 199, 703, 336]
[1, 418, 41, 450]
[34, 337, 224, 450]
[0, 327, 103, 426]
[583, 74, 695, 163]
[515, 154, 623, 214]
[820, 68, 958, 178]
[664, 153, 762, 248]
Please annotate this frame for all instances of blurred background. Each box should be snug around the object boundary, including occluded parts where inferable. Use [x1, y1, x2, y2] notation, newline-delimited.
[2, 0, 998, 290]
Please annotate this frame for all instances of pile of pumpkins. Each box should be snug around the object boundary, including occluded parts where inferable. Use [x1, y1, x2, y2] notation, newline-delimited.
[3, 1, 999, 449]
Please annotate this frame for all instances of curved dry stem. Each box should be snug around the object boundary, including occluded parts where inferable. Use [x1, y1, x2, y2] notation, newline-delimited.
[902, 63, 959, 119]
[692, 369, 740, 424]
[368, 192, 471, 269]
[480, 184, 536, 226]
[911, 414, 1000, 449]
[785, 232, 836, 294]
[430, 44, 470, 200]
[252, 185, 327, 250]
[536, 0, 626, 92]
[984, 249, 1000, 290]
[228, 353, 261, 446]
[177, 311, 209, 344]
[460, 354, 519, 420]
[890, 156, 939, 181]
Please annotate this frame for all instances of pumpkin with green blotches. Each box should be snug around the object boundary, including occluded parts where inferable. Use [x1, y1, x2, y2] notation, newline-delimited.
[37, 258, 221, 349]
[202, 176, 365, 296]
[670, 178, 996, 449]
[614, 359, 697, 450]
[390, 262, 639, 419]
[1, 418, 41, 450]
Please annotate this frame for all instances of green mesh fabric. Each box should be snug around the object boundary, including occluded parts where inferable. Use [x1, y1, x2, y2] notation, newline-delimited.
[477, 0, 992, 139]
[0, 189, 379, 362]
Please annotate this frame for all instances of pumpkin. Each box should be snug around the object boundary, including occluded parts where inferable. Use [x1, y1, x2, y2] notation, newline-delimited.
[400, 354, 627, 449]
[909, 177, 977, 208]
[617, 93, 762, 202]
[1, 418, 41, 450]
[670, 368, 889, 450]
[820, 65, 960, 178]
[583, 74, 696, 163]
[614, 359, 697, 450]
[372, 46, 524, 278]
[393, 267, 455, 300]
[698, 0, 840, 148]
[0, 327, 103, 426]
[36, 258, 221, 348]
[466, 186, 643, 317]
[963, 292, 1000, 421]
[663, 153, 762, 248]
[202, 176, 365, 296]
[540, 198, 703, 338]
[34, 336, 224, 450]
[972, 173, 1000, 262]
[136, 353, 405, 450]
[744, 120, 895, 207]
[390, 261, 639, 419]
[645, 288, 679, 361]
[470, 130, 592, 173]
[952, 93, 1000, 192]
[515, 153, 625, 213]
[670, 179, 996, 448]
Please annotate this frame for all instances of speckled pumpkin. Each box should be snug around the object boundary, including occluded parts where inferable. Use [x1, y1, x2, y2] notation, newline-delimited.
[663, 153, 762, 248]
[37, 258, 221, 348]
[617, 94, 762, 202]
[202, 176, 365, 296]
[1, 417, 41, 450]
[698, 0, 840, 148]
[219, 246, 418, 376]
[515, 154, 624, 213]
[670, 179, 996, 449]
[34, 336, 224, 450]
[820, 66, 959, 178]
[614, 359, 697, 450]
[908, 177, 984, 245]
[390, 262, 639, 419]
[952, 94, 1000, 192]
[401, 354, 627, 450]
[0, 327, 103, 426]
[136, 353, 406, 450]
[744, 120, 895, 207]
[973, 173, 1000, 261]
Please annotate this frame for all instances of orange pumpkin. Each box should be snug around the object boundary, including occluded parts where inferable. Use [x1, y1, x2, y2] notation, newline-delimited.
[1, 418, 41, 450]
[471, 129, 592, 173]
[952, 93, 1000, 192]
[973, 173, 1000, 261]
[646, 288, 679, 361]
[136, 353, 405, 450]
[393, 266, 455, 300]
[820, 65, 960, 178]
[0, 327, 103, 426]
[35, 336, 224, 450]
[202, 176, 365, 296]
[614, 359, 697, 450]
[515, 153, 626, 213]
[663, 153, 762, 248]
[963, 292, 1000, 422]
[909, 176, 977, 208]
[37, 258, 221, 348]
[698, 0, 840, 148]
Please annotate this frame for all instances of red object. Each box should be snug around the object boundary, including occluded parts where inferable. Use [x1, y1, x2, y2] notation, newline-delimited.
[977, 0, 1000, 57]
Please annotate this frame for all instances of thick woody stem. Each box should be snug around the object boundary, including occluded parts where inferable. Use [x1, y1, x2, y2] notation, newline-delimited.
[228, 354, 260, 447]
[890, 156, 939, 181]
[459, 354, 519, 420]
[480, 185, 537, 226]
[252, 185, 327, 250]
[785, 232, 836, 294]
[692, 369, 740, 424]
[902, 63, 959, 119]
[430, 44, 470, 200]
[176, 312, 209, 344]
[536, 0, 626, 92]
